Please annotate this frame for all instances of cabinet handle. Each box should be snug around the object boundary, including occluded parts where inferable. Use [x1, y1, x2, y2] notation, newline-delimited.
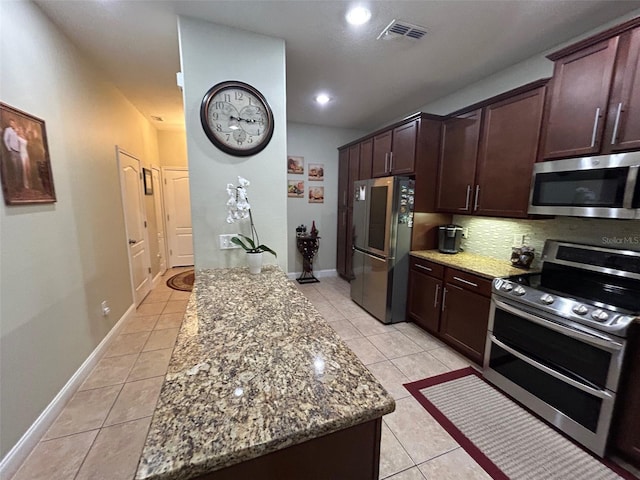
[590, 107, 601, 148]
[453, 276, 478, 288]
[611, 103, 623, 145]
[441, 287, 447, 311]
[389, 152, 394, 172]
[415, 264, 432, 272]
[473, 185, 480, 211]
[434, 284, 440, 309]
[343, 191, 346, 205]
[384, 153, 389, 173]
[461, 185, 471, 211]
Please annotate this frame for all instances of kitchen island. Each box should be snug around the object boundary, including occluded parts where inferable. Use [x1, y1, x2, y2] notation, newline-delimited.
[136, 266, 395, 480]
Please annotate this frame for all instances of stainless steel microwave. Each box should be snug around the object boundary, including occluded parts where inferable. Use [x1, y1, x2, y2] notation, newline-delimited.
[528, 151, 640, 219]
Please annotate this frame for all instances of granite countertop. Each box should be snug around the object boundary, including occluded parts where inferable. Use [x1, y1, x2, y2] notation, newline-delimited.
[136, 266, 395, 480]
[410, 250, 537, 279]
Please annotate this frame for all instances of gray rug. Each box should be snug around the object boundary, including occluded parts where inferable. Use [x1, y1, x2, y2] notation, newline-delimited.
[406, 369, 632, 480]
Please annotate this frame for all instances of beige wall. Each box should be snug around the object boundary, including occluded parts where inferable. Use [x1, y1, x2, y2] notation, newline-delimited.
[0, 1, 160, 457]
[178, 17, 288, 270]
[157, 129, 188, 167]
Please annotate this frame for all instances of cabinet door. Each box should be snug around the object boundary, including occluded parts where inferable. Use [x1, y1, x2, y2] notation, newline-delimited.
[440, 283, 490, 364]
[542, 37, 619, 160]
[407, 270, 442, 334]
[611, 27, 640, 152]
[372, 131, 392, 177]
[338, 148, 349, 210]
[390, 121, 417, 175]
[359, 138, 373, 180]
[475, 87, 546, 218]
[347, 144, 360, 209]
[436, 110, 481, 213]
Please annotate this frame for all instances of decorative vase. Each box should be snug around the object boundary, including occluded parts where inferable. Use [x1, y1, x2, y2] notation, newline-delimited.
[246, 251, 263, 274]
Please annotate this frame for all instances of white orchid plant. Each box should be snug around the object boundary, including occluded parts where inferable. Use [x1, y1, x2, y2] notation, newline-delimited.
[225, 177, 277, 257]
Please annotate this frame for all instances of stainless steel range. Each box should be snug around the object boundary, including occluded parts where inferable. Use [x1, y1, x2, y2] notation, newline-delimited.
[484, 240, 640, 457]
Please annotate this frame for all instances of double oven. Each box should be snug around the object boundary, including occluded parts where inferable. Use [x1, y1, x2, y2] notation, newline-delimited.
[484, 240, 639, 456]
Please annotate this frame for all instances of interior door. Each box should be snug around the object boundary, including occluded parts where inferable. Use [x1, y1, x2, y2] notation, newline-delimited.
[163, 168, 193, 267]
[118, 149, 151, 306]
[151, 166, 167, 275]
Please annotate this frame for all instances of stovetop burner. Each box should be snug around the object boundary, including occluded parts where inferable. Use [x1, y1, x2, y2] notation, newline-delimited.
[493, 240, 640, 337]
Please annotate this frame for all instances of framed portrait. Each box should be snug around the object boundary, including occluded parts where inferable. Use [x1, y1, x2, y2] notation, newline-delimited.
[288, 180, 304, 198]
[308, 163, 324, 181]
[143, 168, 153, 195]
[287, 155, 304, 174]
[0, 103, 56, 205]
[308, 186, 324, 203]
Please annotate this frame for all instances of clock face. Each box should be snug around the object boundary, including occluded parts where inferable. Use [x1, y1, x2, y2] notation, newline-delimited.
[200, 81, 274, 156]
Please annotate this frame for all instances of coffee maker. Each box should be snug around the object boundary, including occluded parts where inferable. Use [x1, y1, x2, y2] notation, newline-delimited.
[438, 224, 463, 254]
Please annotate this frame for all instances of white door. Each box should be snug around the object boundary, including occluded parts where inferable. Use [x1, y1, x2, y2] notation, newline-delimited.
[118, 149, 152, 305]
[152, 166, 167, 275]
[163, 168, 194, 267]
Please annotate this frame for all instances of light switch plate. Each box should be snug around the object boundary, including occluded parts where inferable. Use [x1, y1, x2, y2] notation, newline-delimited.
[219, 234, 240, 249]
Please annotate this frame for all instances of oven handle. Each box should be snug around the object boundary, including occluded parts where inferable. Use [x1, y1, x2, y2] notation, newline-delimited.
[492, 298, 624, 352]
[489, 335, 613, 400]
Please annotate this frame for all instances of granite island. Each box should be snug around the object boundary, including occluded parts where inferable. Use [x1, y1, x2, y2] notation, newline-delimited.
[136, 266, 395, 480]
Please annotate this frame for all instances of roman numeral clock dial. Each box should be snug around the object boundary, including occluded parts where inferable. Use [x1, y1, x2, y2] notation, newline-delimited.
[200, 81, 274, 157]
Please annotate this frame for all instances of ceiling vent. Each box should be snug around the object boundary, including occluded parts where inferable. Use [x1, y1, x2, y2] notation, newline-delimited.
[150, 115, 164, 122]
[377, 19, 427, 40]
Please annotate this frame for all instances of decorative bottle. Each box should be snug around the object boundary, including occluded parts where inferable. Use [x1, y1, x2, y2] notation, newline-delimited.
[310, 221, 318, 237]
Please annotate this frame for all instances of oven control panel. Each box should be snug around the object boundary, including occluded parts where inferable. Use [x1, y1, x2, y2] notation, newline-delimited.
[492, 278, 636, 336]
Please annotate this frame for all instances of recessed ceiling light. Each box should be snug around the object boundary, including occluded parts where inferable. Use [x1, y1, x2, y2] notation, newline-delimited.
[315, 93, 331, 105]
[346, 6, 371, 26]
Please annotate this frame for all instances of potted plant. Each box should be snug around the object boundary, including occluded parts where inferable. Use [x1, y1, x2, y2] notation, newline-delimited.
[226, 177, 277, 274]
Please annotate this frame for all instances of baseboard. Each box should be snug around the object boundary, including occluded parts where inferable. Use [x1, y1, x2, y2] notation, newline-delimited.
[152, 270, 166, 289]
[0, 304, 136, 479]
[287, 269, 338, 281]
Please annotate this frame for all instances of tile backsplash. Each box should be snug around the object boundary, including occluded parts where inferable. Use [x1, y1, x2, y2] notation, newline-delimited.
[453, 215, 640, 268]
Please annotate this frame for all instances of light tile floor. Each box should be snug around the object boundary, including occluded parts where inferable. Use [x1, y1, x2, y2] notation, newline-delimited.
[12, 270, 487, 479]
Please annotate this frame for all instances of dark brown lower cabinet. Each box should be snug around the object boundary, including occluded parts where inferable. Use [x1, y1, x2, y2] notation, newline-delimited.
[407, 258, 491, 365]
[440, 283, 490, 365]
[611, 325, 640, 468]
[407, 270, 442, 335]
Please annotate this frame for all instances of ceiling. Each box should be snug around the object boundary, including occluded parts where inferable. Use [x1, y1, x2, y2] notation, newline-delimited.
[35, 0, 640, 132]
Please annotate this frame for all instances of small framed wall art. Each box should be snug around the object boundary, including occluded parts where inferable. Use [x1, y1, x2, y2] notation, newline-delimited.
[288, 180, 304, 198]
[308, 163, 324, 181]
[143, 168, 153, 195]
[309, 186, 324, 203]
[287, 155, 304, 174]
[0, 102, 56, 205]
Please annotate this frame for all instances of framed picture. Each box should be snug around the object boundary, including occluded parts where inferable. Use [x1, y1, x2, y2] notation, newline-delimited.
[308, 163, 324, 181]
[0, 102, 56, 205]
[143, 168, 153, 195]
[287, 155, 304, 174]
[309, 186, 324, 203]
[288, 180, 304, 198]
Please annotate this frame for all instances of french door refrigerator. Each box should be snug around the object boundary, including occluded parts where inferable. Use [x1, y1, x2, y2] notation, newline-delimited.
[351, 176, 414, 324]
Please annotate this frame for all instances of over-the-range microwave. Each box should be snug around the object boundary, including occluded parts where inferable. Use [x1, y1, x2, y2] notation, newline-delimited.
[528, 151, 640, 219]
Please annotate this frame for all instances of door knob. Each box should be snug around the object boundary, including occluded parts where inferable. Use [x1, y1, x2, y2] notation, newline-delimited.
[128, 239, 137, 245]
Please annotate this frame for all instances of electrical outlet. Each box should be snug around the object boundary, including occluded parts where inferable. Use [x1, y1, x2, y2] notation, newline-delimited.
[219, 234, 240, 249]
[101, 300, 111, 316]
[512, 234, 526, 247]
[462, 227, 469, 239]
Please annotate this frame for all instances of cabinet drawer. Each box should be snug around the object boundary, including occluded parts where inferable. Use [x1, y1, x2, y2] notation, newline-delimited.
[410, 257, 444, 279]
[445, 268, 492, 297]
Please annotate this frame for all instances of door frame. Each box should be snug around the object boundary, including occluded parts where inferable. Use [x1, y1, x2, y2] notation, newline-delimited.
[151, 165, 168, 278]
[116, 146, 152, 306]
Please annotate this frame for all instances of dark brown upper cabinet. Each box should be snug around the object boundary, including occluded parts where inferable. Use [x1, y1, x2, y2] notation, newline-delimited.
[541, 19, 640, 160]
[475, 86, 546, 217]
[359, 138, 373, 180]
[436, 81, 547, 218]
[371, 120, 418, 177]
[436, 110, 482, 212]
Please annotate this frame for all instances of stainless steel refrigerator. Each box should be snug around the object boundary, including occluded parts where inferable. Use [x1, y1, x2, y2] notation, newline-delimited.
[350, 176, 414, 324]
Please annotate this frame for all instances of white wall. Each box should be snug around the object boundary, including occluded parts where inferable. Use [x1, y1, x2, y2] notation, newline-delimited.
[286, 123, 364, 275]
[178, 16, 287, 270]
[0, 1, 160, 458]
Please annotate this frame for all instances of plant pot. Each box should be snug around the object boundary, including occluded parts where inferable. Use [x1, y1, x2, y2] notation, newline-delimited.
[246, 251, 263, 274]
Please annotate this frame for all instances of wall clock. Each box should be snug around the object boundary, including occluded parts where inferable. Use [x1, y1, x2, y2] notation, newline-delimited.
[200, 81, 274, 157]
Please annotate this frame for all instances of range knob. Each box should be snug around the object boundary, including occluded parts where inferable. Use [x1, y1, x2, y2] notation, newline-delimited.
[572, 304, 589, 315]
[513, 286, 526, 296]
[501, 282, 514, 292]
[540, 294, 555, 305]
[591, 309, 610, 322]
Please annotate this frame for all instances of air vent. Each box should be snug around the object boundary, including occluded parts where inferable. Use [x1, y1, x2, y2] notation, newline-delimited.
[150, 115, 164, 122]
[377, 19, 427, 40]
